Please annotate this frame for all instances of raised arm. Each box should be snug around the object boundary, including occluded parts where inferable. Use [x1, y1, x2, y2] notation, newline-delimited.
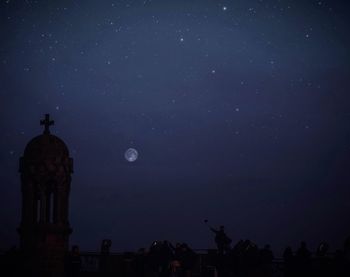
[210, 227, 218, 234]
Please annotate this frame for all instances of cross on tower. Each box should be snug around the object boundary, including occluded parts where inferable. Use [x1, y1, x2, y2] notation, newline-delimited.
[40, 114, 54, 134]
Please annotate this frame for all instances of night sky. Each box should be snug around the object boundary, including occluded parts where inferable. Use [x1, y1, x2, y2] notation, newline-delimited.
[1, 0, 350, 255]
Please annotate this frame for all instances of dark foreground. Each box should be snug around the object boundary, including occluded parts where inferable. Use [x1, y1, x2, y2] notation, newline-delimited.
[2, 238, 350, 277]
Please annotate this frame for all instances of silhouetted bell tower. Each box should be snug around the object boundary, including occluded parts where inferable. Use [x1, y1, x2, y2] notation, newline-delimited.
[18, 114, 73, 276]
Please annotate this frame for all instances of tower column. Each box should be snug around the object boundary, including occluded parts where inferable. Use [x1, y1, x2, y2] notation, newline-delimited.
[18, 114, 73, 277]
[39, 191, 46, 223]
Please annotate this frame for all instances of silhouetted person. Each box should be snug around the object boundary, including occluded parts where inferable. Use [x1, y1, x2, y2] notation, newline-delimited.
[283, 246, 294, 277]
[260, 244, 274, 264]
[343, 237, 350, 276]
[160, 240, 174, 275]
[334, 249, 347, 277]
[296, 241, 311, 276]
[101, 239, 112, 254]
[228, 240, 244, 275]
[178, 243, 197, 277]
[170, 242, 182, 259]
[316, 242, 329, 257]
[67, 245, 81, 277]
[169, 242, 183, 275]
[296, 241, 311, 259]
[315, 242, 331, 277]
[131, 248, 147, 276]
[242, 240, 260, 276]
[260, 244, 274, 277]
[148, 240, 173, 275]
[100, 239, 112, 275]
[210, 225, 232, 255]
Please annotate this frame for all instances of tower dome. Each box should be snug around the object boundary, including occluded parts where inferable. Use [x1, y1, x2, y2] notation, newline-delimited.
[19, 114, 73, 174]
[23, 134, 69, 161]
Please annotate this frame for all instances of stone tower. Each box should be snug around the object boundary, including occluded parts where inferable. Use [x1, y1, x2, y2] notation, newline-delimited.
[18, 114, 73, 276]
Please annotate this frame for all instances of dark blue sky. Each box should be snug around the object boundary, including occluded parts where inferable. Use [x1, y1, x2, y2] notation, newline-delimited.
[1, 0, 350, 255]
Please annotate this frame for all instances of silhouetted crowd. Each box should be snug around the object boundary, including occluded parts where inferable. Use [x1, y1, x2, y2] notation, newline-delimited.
[129, 240, 197, 277]
[282, 239, 350, 277]
[2, 236, 350, 276]
[203, 238, 350, 277]
[97, 235, 350, 277]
